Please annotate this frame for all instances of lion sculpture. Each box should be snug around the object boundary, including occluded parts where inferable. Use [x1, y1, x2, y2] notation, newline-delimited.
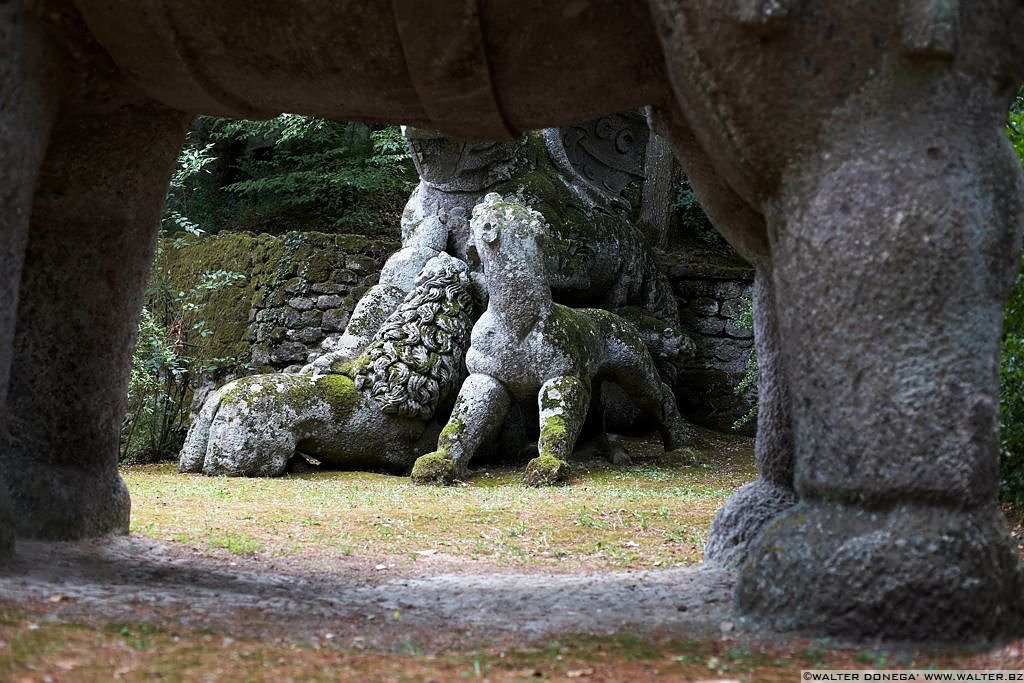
[179, 253, 475, 477]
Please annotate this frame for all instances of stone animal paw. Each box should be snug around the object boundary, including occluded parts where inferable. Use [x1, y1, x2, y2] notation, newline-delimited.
[523, 454, 570, 486]
[410, 451, 458, 485]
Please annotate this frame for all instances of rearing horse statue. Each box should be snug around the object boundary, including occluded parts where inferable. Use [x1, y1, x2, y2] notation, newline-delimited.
[3, 0, 1024, 641]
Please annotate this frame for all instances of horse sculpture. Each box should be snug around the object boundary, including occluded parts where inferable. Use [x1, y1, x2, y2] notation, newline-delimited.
[411, 194, 692, 486]
[4, 0, 1024, 640]
[303, 124, 688, 384]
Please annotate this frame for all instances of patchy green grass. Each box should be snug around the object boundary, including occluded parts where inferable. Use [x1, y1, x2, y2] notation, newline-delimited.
[8, 434, 1022, 681]
[123, 433, 756, 570]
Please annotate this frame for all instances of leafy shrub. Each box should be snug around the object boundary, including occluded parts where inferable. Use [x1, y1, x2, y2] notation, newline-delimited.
[164, 116, 415, 236]
[1000, 89, 1024, 503]
[1000, 272, 1024, 503]
[731, 297, 758, 431]
[120, 258, 249, 464]
[673, 175, 726, 249]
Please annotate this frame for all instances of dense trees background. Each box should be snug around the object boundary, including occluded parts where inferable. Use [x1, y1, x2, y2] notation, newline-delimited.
[164, 116, 415, 237]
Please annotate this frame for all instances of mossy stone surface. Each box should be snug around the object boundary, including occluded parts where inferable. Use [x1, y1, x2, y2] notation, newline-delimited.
[523, 453, 570, 486]
[410, 450, 456, 485]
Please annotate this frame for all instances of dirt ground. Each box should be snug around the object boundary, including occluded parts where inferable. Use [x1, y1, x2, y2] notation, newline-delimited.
[3, 533, 1024, 682]
[3, 436, 1024, 681]
[0, 536, 733, 650]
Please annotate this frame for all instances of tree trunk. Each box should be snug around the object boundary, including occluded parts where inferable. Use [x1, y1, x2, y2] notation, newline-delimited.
[639, 132, 678, 249]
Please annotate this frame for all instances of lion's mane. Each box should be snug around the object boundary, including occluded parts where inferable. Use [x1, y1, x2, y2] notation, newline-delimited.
[354, 255, 476, 419]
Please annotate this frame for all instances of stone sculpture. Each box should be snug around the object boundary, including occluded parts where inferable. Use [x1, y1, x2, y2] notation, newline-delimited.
[5, 0, 1024, 641]
[306, 123, 687, 381]
[411, 194, 692, 486]
[180, 253, 476, 477]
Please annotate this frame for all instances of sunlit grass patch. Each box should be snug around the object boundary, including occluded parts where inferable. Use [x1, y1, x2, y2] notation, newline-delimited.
[122, 432, 756, 570]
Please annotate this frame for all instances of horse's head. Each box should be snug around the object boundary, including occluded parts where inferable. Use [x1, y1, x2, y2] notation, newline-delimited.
[469, 194, 550, 280]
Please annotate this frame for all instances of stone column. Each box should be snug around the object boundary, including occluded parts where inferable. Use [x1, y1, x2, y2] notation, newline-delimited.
[1, 93, 189, 539]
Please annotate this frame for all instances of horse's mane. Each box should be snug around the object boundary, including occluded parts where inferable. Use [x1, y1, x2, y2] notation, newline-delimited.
[354, 255, 476, 419]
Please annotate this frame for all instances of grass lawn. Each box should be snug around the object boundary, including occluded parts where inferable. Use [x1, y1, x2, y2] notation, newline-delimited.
[123, 432, 755, 571]
[4, 432, 1023, 681]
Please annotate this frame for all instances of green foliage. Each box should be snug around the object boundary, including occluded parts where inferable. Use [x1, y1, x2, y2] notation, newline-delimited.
[1000, 273, 1024, 503]
[1001, 88, 1024, 502]
[163, 116, 414, 236]
[121, 250, 250, 464]
[1006, 92, 1024, 162]
[673, 175, 725, 249]
[731, 297, 758, 431]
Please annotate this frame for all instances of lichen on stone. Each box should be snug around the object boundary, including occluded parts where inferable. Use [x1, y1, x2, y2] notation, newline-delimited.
[524, 453, 570, 486]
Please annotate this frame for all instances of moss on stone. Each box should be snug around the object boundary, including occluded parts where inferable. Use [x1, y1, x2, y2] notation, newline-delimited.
[524, 452, 570, 487]
[410, 450, 456, 485]
[155, 233, 287, 365]
[312, 374, 360, 422]
[438, 418, 466, 446]
[539, 414, 569, 447]
[539, 378, 582, 411]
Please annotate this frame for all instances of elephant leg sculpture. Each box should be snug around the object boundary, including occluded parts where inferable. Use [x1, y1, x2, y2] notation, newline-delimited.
[4, 0, 1024, 640]
[648, 1, 1024, 639]
[1, 3, 190, 540]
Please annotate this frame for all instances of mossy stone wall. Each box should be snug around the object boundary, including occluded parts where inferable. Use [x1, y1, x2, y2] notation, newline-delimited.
[665, 250, 755, 434]
[153, 231, 398, 374]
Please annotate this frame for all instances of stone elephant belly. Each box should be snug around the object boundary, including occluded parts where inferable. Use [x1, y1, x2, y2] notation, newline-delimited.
[72, 0, 665, 134]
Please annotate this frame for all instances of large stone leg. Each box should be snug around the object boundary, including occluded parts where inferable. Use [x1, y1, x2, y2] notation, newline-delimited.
[1, 97, 189, 540]
[0, 2, 62, 558]
[704, 268, 796, 567]
[737, 109, 1024, 639]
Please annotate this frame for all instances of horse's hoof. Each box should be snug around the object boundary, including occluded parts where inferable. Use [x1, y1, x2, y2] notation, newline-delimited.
[411, 451, 458, 485]
[523, 454, 570, 486]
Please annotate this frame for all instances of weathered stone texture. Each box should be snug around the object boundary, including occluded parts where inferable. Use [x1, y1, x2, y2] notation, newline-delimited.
[153, 231, 396, 375]
[668, 255, 755, 433]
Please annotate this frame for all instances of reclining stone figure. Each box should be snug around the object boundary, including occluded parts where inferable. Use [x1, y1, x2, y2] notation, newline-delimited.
[411, 194, 692, 486]
[179, 253, 475, 477]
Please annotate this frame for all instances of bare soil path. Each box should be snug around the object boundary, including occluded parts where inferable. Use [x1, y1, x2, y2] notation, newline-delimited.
[1, 536, 733, 651]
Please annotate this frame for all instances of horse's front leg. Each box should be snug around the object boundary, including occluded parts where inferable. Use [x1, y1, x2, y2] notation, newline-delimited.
[411, 373, 511, 484]
[524, 376, 591, 486]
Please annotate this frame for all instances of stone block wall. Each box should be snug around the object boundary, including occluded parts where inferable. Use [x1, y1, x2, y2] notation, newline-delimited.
[153, 231, 397, 376]
[666, 252, 756, 434]
[245, 234, 396, 371]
